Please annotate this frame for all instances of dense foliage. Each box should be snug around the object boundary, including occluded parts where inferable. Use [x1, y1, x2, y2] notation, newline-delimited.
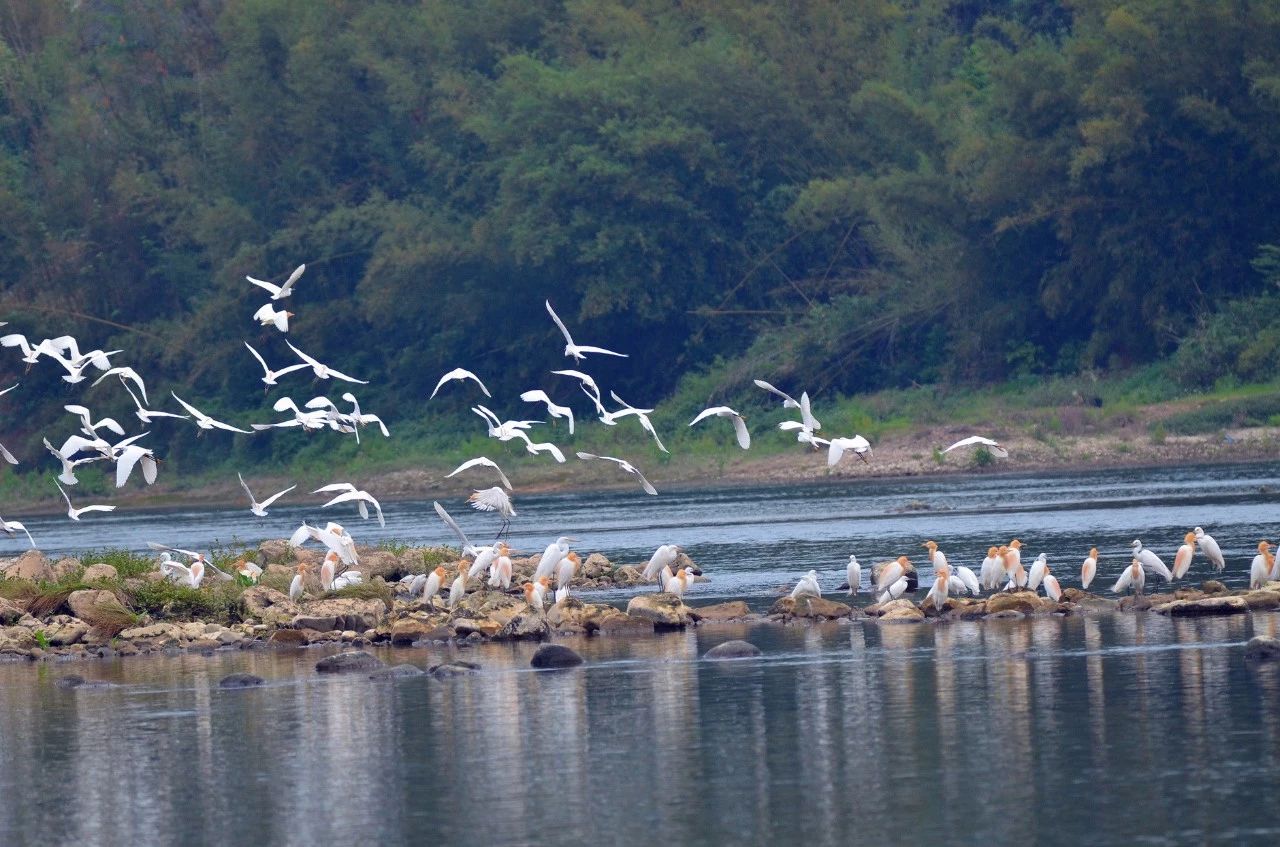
[2, 0, 1279, 473]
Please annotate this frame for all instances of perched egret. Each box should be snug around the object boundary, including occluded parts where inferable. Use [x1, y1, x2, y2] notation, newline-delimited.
[1193, 527, 1226, 572]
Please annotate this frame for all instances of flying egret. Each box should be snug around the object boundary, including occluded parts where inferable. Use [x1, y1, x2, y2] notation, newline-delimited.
[828, 436, 872, 466]
[468, 486, 517, 535]
[431, 367, 491, 399]
[122, 382, 189, 424]
[752, 380, 801, 410]
[433, 501, 487, 557]
[689, 406, 750, 449]
[244, 342, 309, 387]
[238, 473, 296, 517]
[510, 431, 567, 463]
[315, 483, 385, 528]
[289, 521, 359, 566]
[1172, 532, 1197, 580]
[1193, 527, 1226, 572]
[170, 392, 252, 434]
[551, 370, 607, 415]
[942, 436, 1009, 458]
[147, 542, 234, 582]
[1, 333, 45, 366]
[1081, 548, 1098, 589]
[247, 263, 306, 300]
[545, 299, 629, 362]
[791, 569, 821, 599]
[0, 383, 17, 464]
[520, 390, 575, 434]
[115, 444, 159, 488]
[54, 481, 115, 521]
[0, 515, 35, 547]
[285, 340, 368, 384]
[64, 404, 126, 438]
[446, 457, 513, 490]
[253, 302, 294, 333]
[90, 366, 150, 403]
[575, 452, 658, 495]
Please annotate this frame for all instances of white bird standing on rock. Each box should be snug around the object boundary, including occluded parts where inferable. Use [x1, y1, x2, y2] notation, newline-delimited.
[247, 263, 306, 300]
[689, 406, 751, 449]
[643, 544, 680, 583]
[1194, 527, 1226, 572]
[545, 299, 629, 362]
[575, 452, 658, 496]
[1131, 539, 1173, 583]
[1172, 531, 1196, 580]
[289, 563, 306, 600]
[431, 367, 491, 399]
[422, 566, 447, 605]
[877, 556, 913, 594]
[535, 537, 576, 581]
[1081, 548, 1098, 589]
[954, 565, 980, 595]
[524, 577, 549, 613]
[846, 555, 861, 596]
[1249, 541, 1274, 590]
[980, 547, 1003, 591]
[878, 576, 908, 605]
[520, 390, 575, 434]
[1113, 558, 1146, 596]
[1027, 553, 1048, 591]
[942, 435, 1009, 459]
[556, 551, 581, 604]
[925, 565, 950, 611]
[449, 565, 468, 609]
[238, 472, 297, 517]
[665, 567, 692, 599]
[54, 481, 115, 521]
[1041, 565, 1062, 601]
[791, 570, 822, 599]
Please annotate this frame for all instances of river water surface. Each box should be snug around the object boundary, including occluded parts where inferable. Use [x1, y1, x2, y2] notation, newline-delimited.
[3, 463, 1280, 845]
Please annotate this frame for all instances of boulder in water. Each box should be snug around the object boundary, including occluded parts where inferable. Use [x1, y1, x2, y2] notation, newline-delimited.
[530, 644, 584, 668]
[704, 640, 762, 660]
[626, 593, 692, 627]
[1244, 636, 1280, 662]
[218, 673, 265, 688]
[315, 650, 384, 673]
[369, 664, 424, 680]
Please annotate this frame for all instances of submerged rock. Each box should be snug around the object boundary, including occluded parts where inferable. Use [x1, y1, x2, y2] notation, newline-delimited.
[530, 644, 584, 668]
[1244, 636, 1280, 662]
[218, 673, 265, 688]
[53, 674, 115, 690]
[704, 640, 762, 660]
[369, 664, 424, 680]
[429, 660, 479, 678]
[315, 650, 384, 673]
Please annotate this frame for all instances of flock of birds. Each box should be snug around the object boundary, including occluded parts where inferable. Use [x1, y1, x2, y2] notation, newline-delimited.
[3, 266, 1276, 618]
[789, 527, 1280, 613]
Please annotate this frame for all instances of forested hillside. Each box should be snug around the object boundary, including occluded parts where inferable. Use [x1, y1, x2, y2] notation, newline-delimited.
[2, 0, 1279, 479]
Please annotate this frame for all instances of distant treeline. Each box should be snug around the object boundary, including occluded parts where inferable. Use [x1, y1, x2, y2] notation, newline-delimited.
[1, 0, 1279, 471]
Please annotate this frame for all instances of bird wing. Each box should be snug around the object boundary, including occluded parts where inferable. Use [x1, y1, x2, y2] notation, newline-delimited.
[288, 523, 315, 548]
[259, 484, 297, 508]
[943, 435, 991, 453]
[169, 391, 207, 421]
[430, 368, 462, 398]
[520, 389, 550, 406]
[247, 275, 283, 297]
[210, 417, 252, 434]
[545, 300, 575, 345]
[799, 392, 821, 431]
[324, 367, 368, 385]
[115, 445, 150, 488]
[285, 340, 321, 368]
[689, 406, 727, 426]
[277, 263, 306, 296]
[237, 472, 255, 503]
[576, 345, 628, 358]
[753, 380, 799, 408]
[639, 415, 668, 453]
[0, 441, 16, 465]
[314, 482, 357, 495]
[467, 487, 511, 513]
[55, 480, 73, 509]
[243, 341, 271, 374]
[631, 465, 658, 496]
[730, 414, 751, 449]
[0, 381, 17, 397]
[77, 505, 116, 516]
[527, 440, 565, 463]
[433, 501, 471, 552]
[576, 451, 599, 462]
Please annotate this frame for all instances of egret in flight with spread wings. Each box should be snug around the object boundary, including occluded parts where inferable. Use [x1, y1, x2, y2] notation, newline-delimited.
[0, 383, 18, 464]
[520, 389, 575, 434]
[90, 366, 150, 404]
[1, 515, 35, 547]
[115, 443, 159, 488]
[546, 300, 629, 362]
[576, 452, 658, 495]
[285, 340, 368, 384]
[315, 483, 385, 528]
[827, 435, 871, 466]
[942, 436, 1009, 458]
[468, 486, 517, 535]
[238, 472, 297, 517]
[171, 392, 252, 434]
[752, 380, 801, 410]
[253, 302, 294, 333]
[244, 342, 310, 388]
[247, 263, 306, 300]
[431, 367, 491, 399]
[689, 406, 750, 449]
[447, 457, 513, 490]
[54, 480, 115, 521]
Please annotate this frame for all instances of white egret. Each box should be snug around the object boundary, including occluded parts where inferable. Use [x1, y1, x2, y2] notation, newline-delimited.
[247, 263, 306, 300]
[1042, 567, 1062, 602]
[289, 521, 359, 566]
[643, 544, 680, 583]
[534, 537, 576, 581]
[422, 566, 448, 605]
[551, 369, 607, 415]
[235, 559, 263, 584]
[0, 516, 35, 547]
[665, 568, 692, 599]
[545, 299, 629, 362]
[170, 392, 252, 434]
[446, 457, 513, 490]
[122, 382, 189, 424]
[925, 566, 950, 611]
[1194, 527, 1226, 572]
[1081, 547, 1098, 589]
[42, 437, 100, 485]
[942, 436, 1009, 458]
[238, 472, 296, 517]
[575, 452, 658, 495]
[90, 366, 150, 403]
[448, 565, 467, 609]
[979, 546, 1003, 591]
[1131, 540, 1173, 583]
[689, 406, 750, 449]
[289, 563, 306, 600]
[431, 367, 491, 399]
[285, 340, 368, 384]
[1172, 531, 1197, 580]
[1027, 553, 1048, 590]
[1249, 541, 1274, 590]
[54, 481, 115, 521]
[828, 435, 872, 466]
[954, 565, 981, 595]
[468, 486, 516, 533]
[337, 393, 389, 438]
[846, 555, 861, 596]
[244, 342, 309, 387]
[556, 551, 581, 602]
[878, 576, 908, 605]
[524, 578, 548, 613]
[433, 501, 486, 558]
[510, 431, 567, 463]
[1, 333, 45, 365]
[114, 444, 159, 488]
[252, 302, 294, 332]
[520, 389, 575, 434]
[1112, 558, 1146, 596]
[791, 569, 822, 599]
[315, 483, 385, 528]
[752, 380, 800, 410]
[876, 556, 913, 593]
[64, 404, 126, 438]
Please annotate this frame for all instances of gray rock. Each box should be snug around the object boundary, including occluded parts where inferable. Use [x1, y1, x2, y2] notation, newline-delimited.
[704, 640, 762, 660]
[429, 660, 480, 678]
[315, 650, 384, 673]
[218, 673, 265, 688]
[530, 644, 584, 669]
[54, 674, 114, 690]
[1245, 636, 1280, 662]
[368, 664, 424, 680]
[82, 563, 119, 582]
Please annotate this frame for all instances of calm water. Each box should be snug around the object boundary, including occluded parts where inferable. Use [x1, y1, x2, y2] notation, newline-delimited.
[2, 615, 1280, 846]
